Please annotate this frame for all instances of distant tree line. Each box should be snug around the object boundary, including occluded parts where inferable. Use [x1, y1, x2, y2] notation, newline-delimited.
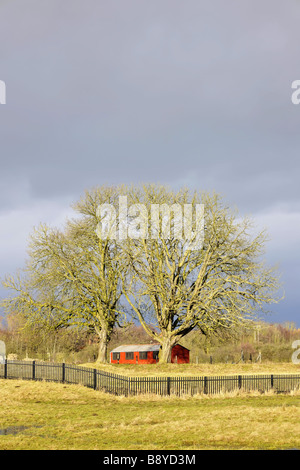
[1, 316, 299, 364]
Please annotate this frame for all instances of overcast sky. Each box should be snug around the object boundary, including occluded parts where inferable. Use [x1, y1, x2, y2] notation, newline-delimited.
[0, 0, 299, 327]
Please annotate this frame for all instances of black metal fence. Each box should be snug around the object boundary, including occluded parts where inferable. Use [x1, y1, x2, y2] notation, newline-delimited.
[1, 360, 300, 397]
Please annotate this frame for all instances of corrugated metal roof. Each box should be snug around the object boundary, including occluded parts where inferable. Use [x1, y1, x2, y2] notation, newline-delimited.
[110, 344, 161, 353]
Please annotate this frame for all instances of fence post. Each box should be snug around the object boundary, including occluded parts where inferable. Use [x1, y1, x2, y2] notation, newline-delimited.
[93, 369, 97, 390]
[32, 361, 36, 381]
[270, 374, 274, 389]
[204, 376, 208, 394]
[62, 363, 65, 384]
[238, 375, 242, 389]
[128, 377, 131, 397]
[4, 359, 7, 379]
[167, 377, 171, 396]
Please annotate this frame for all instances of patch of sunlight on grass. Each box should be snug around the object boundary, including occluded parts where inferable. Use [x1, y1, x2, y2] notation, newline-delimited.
[0, 379, 300, 450]
[81, 361, 300, 377]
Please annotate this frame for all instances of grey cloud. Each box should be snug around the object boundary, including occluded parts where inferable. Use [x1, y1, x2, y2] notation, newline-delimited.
[0, 0, 299, 324]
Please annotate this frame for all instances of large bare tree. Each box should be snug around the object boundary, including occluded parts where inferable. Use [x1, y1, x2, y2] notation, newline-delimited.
[2, 186, 129, 363]
[121, 185, 282, 363]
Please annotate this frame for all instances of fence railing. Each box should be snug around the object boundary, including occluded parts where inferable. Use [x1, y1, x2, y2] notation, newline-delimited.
[1, 360, 300, 397]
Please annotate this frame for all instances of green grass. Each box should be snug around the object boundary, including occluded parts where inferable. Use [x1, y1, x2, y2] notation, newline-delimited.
[82, 361, 300, 377]
[0, 379, 300, 450]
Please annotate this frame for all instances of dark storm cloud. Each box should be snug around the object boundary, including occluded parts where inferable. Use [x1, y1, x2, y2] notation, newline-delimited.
[0, 0, 299, 324]
[0, 0, 299, 210]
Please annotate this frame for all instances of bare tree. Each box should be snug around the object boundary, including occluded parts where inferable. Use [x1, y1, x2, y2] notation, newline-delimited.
[2, 186, 129, 363]
[122, 185, 282, 363]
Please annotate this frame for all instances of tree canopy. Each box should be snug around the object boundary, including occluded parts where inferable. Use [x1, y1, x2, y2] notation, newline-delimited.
[1, 184, 282, 363]
[121, 186, 282, 362]
[2, 186, 129, 363]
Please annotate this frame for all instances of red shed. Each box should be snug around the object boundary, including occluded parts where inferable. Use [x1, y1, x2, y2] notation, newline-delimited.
[110, 344, 189, 364]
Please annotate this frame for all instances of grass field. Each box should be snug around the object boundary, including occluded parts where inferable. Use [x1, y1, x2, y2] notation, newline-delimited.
[82, 361, 300, 377]
[0, 379, 300, 450]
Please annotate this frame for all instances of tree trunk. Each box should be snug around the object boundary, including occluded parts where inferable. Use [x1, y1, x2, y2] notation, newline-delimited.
[159, 337, 175, 363]
[96, 328, 109, 363]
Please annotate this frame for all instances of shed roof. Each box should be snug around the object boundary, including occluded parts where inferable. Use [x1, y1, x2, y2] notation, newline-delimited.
[110, 343, 190, 353]
[110, 344, 161, 353]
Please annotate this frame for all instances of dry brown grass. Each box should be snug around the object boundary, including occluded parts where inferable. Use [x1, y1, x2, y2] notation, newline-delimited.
[81, 361, 300, 377]
[0, 379, 300, 450]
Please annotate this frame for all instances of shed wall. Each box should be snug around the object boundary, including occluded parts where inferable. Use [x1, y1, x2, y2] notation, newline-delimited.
[110, 350, 158, 364]
[110, 344, 189, 364]
[171, 344, 190, 364]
